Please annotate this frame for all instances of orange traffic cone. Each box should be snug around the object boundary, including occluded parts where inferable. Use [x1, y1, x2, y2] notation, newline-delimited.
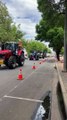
[17, 68, 23, 80]
[32, 63, 36, 70]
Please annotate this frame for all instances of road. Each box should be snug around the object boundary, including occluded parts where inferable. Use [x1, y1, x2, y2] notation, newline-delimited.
[0, 58, 57, 120]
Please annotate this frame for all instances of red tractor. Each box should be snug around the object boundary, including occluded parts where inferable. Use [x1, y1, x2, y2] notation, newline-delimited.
[0, 42, 25, 69]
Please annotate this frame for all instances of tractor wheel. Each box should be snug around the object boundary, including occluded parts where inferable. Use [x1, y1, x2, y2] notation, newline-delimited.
[18, 54, 25, 66]
[4, 60, 8, 67]
[8, 56, 16, 69]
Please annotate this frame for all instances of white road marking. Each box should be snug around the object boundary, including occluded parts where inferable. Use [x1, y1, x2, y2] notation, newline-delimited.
[2, 63, 44, 101]
[5, 71, 35, 96]
[4, 95, 43, 103]
[9, 85, 18, 93]
[5, 64, 43, 96]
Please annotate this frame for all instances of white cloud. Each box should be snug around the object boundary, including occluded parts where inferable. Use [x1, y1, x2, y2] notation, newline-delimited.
[2, 0, 41, 39]
[15, 18, 36, 39]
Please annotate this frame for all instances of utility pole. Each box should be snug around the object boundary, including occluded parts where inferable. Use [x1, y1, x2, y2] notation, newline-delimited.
[64, 0, 67, 71]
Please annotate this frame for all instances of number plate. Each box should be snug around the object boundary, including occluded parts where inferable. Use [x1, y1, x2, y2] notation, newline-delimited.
[0, 59, 4, 65]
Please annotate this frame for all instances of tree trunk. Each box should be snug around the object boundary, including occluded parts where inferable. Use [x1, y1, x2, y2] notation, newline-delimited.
[64, 1, 67, 71]
[56, 51, 60, 61]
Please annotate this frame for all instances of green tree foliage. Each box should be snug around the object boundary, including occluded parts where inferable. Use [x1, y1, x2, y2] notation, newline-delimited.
[36, 19, 49, 41]
[15, 24, 25, 41]
[0, 1, 12, 42]
[36, 0, 65, 60]
[37, 0, 64, 27]
[0, 1, 24, 43]
[60, 47, 64, 55]
[47, 27, 64, 60]
[25, 40, 48, 55]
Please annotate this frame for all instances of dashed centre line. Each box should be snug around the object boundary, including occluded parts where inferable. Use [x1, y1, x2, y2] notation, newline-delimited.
[1, 63, 45, 102]
[4, 95, 43, 103]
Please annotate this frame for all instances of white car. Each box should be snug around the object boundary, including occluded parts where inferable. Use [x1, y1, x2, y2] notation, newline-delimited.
[23, 48, 28, 59]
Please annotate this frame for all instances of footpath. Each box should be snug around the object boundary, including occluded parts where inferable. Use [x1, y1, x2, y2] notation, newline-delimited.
[56, 60, 67, 120]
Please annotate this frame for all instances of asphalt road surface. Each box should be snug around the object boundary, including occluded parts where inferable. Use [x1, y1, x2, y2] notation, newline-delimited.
[0, 58, 57, 120]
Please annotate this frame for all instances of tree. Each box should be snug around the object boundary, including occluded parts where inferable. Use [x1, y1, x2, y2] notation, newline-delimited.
[0, 1, 24, 43]
[37, 0, 64, 28]
[37, 0, 67, 70]
[47, 27, 64, 60]
[60, 47, 64, 55]
[15, 24, 25, 41]
[36, 19, 49, 41]
[35, 17, 64, 60]
[0, 1, 12, 42]
[26, 40, 48, 55]
[11, 24, 25, 41]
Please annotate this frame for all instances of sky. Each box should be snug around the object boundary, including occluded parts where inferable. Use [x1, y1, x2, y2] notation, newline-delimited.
[2, 0, 41, 40]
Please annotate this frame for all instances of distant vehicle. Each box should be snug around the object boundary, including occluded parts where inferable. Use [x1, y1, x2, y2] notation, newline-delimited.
[42, 52, 46, 58]
[29, 53, 34, 60]
[0, 42, 25, 69]
[23, 48, 28, 59]
[29, 51, 39, 60]
[38, 52, 46, 59]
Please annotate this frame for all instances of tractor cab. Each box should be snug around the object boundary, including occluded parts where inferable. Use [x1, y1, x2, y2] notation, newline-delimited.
[1, 42, 18, 51]
[4, 42, 18, 51]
